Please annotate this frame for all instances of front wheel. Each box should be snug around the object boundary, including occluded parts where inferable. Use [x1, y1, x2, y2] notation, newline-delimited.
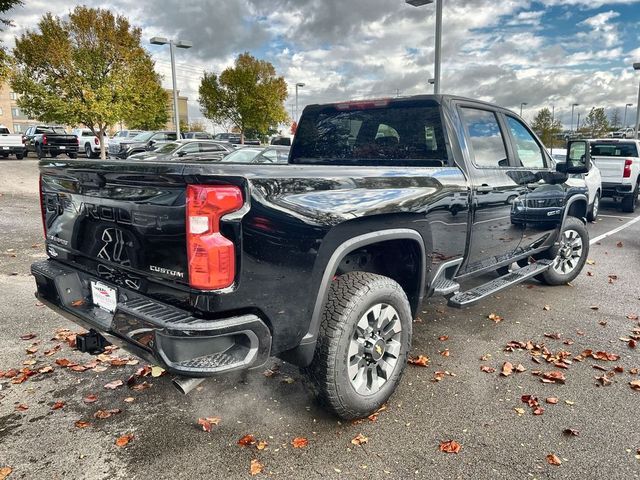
[304, 272, 412, 420]
[539, 217, 589, 286]
[68, 152, 77, 159]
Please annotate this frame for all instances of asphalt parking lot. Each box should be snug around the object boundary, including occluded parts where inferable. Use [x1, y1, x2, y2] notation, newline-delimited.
[1, 158, 639, 479]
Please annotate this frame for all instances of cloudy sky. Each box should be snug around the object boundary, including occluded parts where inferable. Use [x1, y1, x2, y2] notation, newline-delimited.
[3, 0, 640, 131]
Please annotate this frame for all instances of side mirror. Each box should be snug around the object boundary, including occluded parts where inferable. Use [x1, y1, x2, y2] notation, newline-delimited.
[176, 150, 187, 157]
[557, 140, 590, 175]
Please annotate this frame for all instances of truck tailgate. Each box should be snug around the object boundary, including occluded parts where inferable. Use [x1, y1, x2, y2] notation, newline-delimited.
[40, 160, 190, 291]
[592, 156, 625, 183]
[0, 134, 24, 147]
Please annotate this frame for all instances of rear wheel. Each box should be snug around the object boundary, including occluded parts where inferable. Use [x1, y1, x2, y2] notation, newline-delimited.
[538, 217, 589, 286]
[15, 153, 23, 160]
[586, 192, 600, 222]
[85, 144, 93, 158]
[303, 272, 412, 420]
[621, 181, 638, 213]
[68, 152, 77, 159]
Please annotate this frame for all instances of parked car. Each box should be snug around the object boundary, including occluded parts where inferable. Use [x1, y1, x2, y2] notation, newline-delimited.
[32, 95, 591, 420]
[108, 131, 179, 159]
[24, 125, 79, 159]
[213, 132, 260, 145]
[270, 135, 292, 146]
[183, 131, 213, 140]
[611, 127, 635, 139]
[549, 148, 602, 221]
[219, 145, 290, 164]
[588, 139, 640, 212]
[0, 125, 26, 159]
[128, 139, 234, 161]
[110, 129, 142, 140]
[72, 128, 107, 159]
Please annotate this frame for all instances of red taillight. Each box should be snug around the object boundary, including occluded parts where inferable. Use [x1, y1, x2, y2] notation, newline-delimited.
[186, 185, 243, 290]
[94, 137, 99, 145]
[623, 159, 632, 178]
[42, 135, 47, 145]
[39, 175, 46, 238]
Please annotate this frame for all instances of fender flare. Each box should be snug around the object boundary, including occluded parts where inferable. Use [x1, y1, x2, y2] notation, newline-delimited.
[561, 193, 588, 229]
[299, 228, 426, 349]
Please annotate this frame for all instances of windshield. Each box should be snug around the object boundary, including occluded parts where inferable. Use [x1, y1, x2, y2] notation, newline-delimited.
[591, 142, 638, 157]
[290, 99, 448, 166]
[130, 131, 153, 142]
[155, 142, 180, 154]
[219, 148, 262, 163]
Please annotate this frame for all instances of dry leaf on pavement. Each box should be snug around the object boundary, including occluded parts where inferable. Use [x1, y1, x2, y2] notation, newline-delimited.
[197, 417, 221, 432]
[238, 434, 257, 447]
[291, 437, 308, 448]
[439, 440, 461, 454]
[0, 466, 13, 480]
[250, 459, 264, 476]
[407, 355, 429, 367]
[546, 454, 562, 466]
[351, 433, 368, 446]
[501, 362, 514, 376]
[104, 380, 124, 390]
[115, 434, 134, 447]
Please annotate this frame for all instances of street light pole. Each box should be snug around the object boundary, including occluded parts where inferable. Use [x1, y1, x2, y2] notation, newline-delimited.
[519, 102, 527, 117]
[406, 0, 442, 94]
[634, 63, 640, 139]
[571, 103, 579, 133]
[150, 36, 193, 138]
[624, 103, 633, 128]
[295, 82, 305, 123]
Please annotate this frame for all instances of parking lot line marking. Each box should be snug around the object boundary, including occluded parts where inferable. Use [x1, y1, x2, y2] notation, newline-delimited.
[590, 214, 640, 245]
[598, 214, 630, 219]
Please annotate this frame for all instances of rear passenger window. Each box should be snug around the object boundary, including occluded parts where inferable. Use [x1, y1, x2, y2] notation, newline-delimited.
[460, 108, 508, 168]
[505, 116, 546, 169]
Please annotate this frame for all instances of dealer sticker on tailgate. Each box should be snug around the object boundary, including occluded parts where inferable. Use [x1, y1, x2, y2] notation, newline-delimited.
[90, 281, 117, 313]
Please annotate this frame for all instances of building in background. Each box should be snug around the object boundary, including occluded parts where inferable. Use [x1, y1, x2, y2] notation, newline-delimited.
[0, 82, 38, 133]
[165, 89, 189, 132]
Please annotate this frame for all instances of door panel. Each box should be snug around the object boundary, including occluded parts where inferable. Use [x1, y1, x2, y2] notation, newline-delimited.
[457, 107, 525, 274]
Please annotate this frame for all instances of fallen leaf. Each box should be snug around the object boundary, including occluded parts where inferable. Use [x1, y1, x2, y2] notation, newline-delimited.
[20, 333, 37, 340]
[257, 440, 268, 450]
[43, 345, 61, 356]
[546, 454, 562, 466]
[627, 313, 639, 321]
[438, 335, 449, 341]
[488, 313, 503, 323]
[544, 332, 561, 340]
[515, 364, 527, 373]
[151, 366, 165, 377]
[75, 420, 91, 429]
[104, 380, 124, 390]
[614, 366, 624, 373]
[586, 271, 594, 277]
[197, 416, 221, 432]
[238, 434, 257, 447]
[94, 409, 122, 419]
[630, 340, 638, 349]
[281, 376, 295, 384]
[501, 362, 514, 377]
[439, 440, 461, 454]
[533, 407, 545, 415]
[351, 433, 368, 446]
[25, 345, 38, 354]
[543, 305, 551, 311]
[22, 359, 36, 366]
[480, 365, 496, 373]
[589, 305, 599, 310]
[514, 407, 526, 415]
[407, 355, 429, 367]
[55, 358, 73, 367]
[563, 428, 579, 436]
[70, 365, 88, 372]
[367, 404, 388, 422]
[592, 351, 620, 361]
[70, 299, 86, 307]
[291, 437, 308, 448]
[586, 259, 595, 265]
[38, 366, 53, 374]
[15, 404, 28, 411]
[51, 401, 65, 410]
[83, 394, 98, 404]
[249, 459, 264, 476]
[115, 434, 134, 447]
[439, 349, 450, 357]
[545, 397, 558, 404]
[630, 380, 640, 391]
[617, 241, 623, 248]
[541, 371, 566, 384]
[110, 358, 128, 367]
[130, 381, 152, 391]
[595, 375, 612, 386]
[123, 397, 135, 403]
[0, 467, 13, 480]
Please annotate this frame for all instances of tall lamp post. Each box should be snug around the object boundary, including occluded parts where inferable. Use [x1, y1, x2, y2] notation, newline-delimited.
[571, 103, 579, 133]
[295, 82, 305, 123]
[634, 63, 640, 139]
[150, 36, 193, 138]
[624, 103, 633, 128]
[406, 0, 442, 94]
[519, 102, 528, 117]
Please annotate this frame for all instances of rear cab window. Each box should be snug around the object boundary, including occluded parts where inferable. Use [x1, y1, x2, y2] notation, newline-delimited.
[590, 142, 639, 157]
[290, 98, 449, 166]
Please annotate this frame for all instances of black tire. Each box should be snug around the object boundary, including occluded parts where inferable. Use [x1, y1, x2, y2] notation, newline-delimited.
[15, 153, 24, 160]
[85, 144, 93, 158]
[538, 217, 589, 286]
[586, 191, 600, 222]
[303, 272, 412, 420]
[68, 152, 77, 159]
[621, 182, 638, 213]
[0, 153, 7, 158]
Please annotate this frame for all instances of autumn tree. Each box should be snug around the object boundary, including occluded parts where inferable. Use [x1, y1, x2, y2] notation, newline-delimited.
[199, 52, 288, 143]
[184, 120, 206, 132]
[608, 108, 621, 130]
[531, 108, 562, 147]
[11, 7, 167, 159]
[580, 107, 610, 138]
[0, 0, 22, 79]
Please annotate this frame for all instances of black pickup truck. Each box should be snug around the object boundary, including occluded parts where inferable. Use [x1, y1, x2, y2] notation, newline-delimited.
[32, 95, 591, 419]
[24, 125, 79, 159]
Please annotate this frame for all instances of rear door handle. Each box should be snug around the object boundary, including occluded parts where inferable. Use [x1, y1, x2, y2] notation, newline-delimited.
[476, 184, 493, 193]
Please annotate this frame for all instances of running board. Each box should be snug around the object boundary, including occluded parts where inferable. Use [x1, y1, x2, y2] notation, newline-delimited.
[447, 259, 552, 308]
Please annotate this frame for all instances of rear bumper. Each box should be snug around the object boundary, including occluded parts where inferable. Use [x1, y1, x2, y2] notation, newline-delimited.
[43, 146, 79, 154]
[0, 146, 26, 154]
[31, 259, 272, 376]
[602, 182, 634, 197]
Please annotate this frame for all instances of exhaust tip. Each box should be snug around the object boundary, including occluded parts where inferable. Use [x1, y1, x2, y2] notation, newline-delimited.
[172, 376, 206, 395]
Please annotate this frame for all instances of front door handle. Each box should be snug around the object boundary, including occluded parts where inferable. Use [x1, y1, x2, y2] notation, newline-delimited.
[476, 184, 493, 193]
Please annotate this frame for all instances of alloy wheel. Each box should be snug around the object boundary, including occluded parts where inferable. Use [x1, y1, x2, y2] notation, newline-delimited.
[552, 229, 583, 275]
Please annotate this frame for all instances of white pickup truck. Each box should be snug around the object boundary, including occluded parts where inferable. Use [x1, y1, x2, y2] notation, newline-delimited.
[590, 139, 640, 212]
[0, 125, 26, 159]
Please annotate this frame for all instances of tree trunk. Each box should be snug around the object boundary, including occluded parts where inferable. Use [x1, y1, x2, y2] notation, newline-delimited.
[99, 129, 106, 160]
[240, 129, 245, 144]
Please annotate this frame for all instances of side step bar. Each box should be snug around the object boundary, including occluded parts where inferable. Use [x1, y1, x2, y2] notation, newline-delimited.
[448, 259, 552, 308]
